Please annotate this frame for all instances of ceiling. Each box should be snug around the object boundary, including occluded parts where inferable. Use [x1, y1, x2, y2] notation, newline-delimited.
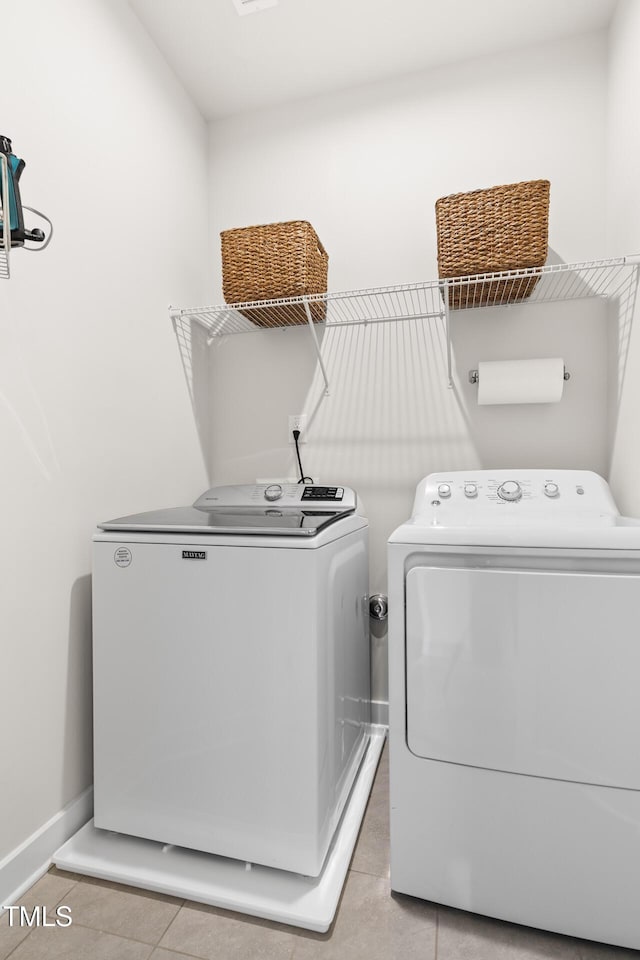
[129, 0, 617, 120]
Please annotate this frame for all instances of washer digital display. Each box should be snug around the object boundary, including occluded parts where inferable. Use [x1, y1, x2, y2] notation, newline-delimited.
[301, 486, 344, 501]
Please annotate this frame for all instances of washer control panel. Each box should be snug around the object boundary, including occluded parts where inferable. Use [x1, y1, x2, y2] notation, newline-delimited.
[194, 483, 354, 509]
[414, 469, 618, 523]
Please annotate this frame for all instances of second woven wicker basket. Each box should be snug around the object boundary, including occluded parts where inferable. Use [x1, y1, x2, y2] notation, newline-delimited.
[435, 179, 550, 308]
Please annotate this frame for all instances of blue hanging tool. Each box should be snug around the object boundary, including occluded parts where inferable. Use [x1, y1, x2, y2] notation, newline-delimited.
[0, 135, 48, 246]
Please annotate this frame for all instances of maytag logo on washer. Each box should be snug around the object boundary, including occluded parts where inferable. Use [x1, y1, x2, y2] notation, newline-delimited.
[182, 550, 207, 560]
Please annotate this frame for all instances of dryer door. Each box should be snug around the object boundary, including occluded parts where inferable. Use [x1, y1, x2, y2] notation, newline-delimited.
[406, 564, 640, 789]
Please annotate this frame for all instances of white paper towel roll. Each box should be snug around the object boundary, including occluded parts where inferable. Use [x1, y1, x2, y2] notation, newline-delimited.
[477, 358, 565, 405]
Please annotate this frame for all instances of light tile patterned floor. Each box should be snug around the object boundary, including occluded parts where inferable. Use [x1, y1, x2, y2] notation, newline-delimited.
[2, 746, 639, 959]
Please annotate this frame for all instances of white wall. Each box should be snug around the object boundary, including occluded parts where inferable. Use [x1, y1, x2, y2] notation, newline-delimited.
[607, 0, 640, 514]
[210, 33, 607, 293]
[207, 32, 610, 704]
[0, 0, 209, 879]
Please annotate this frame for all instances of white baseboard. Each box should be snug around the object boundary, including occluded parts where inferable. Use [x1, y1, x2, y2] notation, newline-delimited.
[0, 787, 93, 910]
[370, 699, 389, 728]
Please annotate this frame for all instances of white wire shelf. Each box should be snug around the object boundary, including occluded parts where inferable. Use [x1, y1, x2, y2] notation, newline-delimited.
[171, 257, 639, 334]
[170, 256, 640, 393]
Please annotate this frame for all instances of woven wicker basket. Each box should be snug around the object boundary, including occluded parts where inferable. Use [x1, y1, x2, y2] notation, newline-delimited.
[435, 179, 550, 308]
[221, 220, 328, 326]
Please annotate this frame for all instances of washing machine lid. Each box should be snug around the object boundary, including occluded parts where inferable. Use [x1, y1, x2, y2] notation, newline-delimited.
[99, 483, 358, 537]
[389, 469, 640, 550]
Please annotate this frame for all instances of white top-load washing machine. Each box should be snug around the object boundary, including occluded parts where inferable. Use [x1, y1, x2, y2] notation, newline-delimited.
[388, 470, 640, 951]
[91, 483, 370, 879]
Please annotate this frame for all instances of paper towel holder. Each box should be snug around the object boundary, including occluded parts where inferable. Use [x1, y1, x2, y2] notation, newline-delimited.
[468, 366, 571, 384]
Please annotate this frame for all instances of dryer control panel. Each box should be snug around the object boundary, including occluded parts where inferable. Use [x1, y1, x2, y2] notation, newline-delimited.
[411, 470, 618, 525]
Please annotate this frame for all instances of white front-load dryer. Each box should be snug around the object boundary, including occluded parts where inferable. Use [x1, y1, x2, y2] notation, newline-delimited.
[388, 470, 640, 951]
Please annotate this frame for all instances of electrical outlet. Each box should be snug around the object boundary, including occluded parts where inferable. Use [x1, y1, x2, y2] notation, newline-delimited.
[288, 414, 307, 443]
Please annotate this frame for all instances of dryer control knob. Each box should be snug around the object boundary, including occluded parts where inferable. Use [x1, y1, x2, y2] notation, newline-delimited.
[437, 483, 452, 498]
[264, 484, 283, 502]
[544, 482, 560, 498]
[464, 483, 478, 498]
[497, 480, 522, 502]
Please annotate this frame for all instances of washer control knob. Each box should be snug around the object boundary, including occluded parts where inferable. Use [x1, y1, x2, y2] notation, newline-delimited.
[264, 483, 283, 502]
[497, 480, 522, 502]
[544, 482, 560, 498]
[437, 483, 452, 498]
[464, 483, 478, 498]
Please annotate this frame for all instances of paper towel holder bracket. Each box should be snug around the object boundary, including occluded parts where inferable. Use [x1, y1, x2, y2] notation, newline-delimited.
[468, 367, 571, 384]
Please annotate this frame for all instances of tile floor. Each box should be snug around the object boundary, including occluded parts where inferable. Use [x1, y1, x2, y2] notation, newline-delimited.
[2, 745, 639, 959]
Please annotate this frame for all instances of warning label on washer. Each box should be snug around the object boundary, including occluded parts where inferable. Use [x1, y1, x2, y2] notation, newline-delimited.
[114, 547, 132, 568]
